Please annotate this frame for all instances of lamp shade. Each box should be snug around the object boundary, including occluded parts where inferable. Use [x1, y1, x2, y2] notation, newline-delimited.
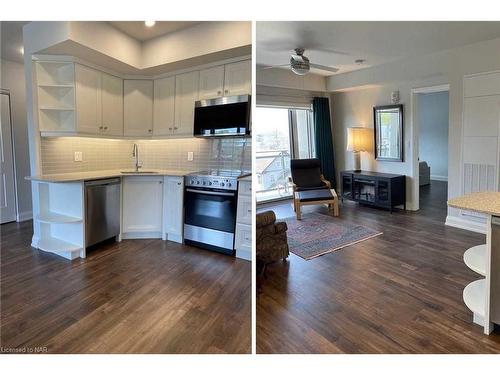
[347, 127, 371, 152]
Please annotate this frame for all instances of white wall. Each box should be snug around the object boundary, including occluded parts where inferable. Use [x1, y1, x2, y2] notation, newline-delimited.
[1, 59, 32, 220]
[329, 35, 500, 220]
[417, 91, 449, 180]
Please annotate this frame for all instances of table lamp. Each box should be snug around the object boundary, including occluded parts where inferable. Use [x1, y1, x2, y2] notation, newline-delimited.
[347, 127, 371, 172]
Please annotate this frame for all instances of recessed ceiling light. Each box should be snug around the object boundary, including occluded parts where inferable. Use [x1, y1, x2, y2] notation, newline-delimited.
[355, 59, 366, 65]
[145, 21, 156, 27]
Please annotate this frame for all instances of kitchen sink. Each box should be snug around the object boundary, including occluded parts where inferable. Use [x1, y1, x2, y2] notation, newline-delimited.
[120, 171, 159, 174]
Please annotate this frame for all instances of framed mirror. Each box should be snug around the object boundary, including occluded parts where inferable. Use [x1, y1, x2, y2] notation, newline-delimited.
[373, 104, 404, 162]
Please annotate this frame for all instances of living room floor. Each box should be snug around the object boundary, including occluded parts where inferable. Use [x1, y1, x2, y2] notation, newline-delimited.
[0, 221, 251, 354]
[256, 181, 500, 353]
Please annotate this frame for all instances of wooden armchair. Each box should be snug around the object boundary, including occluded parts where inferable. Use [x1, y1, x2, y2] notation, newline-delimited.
[289, 158, 338, 219]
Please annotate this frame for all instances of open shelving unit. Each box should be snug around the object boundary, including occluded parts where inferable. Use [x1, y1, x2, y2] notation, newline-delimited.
[36, 61, 76, 132]
[33, 181, 85, 260]
[464, 244, 486, 276]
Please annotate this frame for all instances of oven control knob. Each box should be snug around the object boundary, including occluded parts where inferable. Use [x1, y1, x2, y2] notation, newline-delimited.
[190, 180, 195, 185]
[196, 181, 200, 185]
[202, 181, 206, 185]
[221, 183, 225, 187]
[209, 182, 212, 186]
[227, 183, 232, 188]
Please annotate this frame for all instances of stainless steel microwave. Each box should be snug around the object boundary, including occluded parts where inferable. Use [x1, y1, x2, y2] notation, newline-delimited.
[193, 95, 251, 137]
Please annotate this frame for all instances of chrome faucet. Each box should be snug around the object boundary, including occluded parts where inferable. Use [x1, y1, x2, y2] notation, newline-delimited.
[132, 143, 141, 172]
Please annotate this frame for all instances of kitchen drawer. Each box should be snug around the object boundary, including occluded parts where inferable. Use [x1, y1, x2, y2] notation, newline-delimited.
[236, 195, 252, 225]
[238, 180, 251, 197]
[235, 223, 252, 251]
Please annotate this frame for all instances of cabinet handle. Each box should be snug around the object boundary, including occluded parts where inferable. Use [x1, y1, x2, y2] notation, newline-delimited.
[224, 89, 229, 94]
[169, 127, 173, 131]
[217, 90, 222, 95]
[99, 126, 103, 130]
[159, 181, 163, 184]
[148, 129, 152, 133]
[104, 126, 108, 130]
[247, 209, 251, 213]
[177, 182, 182, 185]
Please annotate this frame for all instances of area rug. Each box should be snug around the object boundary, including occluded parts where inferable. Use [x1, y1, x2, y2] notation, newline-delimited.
[284, 213, 382, 260]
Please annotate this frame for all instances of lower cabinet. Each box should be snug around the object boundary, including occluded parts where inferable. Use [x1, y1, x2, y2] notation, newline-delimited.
[234, 179, 252, 260]
[122, 176, 163, 238]
[163, 176, 184, 243]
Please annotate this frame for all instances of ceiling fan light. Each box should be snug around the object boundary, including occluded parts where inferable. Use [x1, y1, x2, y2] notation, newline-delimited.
[291, 65, 310, 75]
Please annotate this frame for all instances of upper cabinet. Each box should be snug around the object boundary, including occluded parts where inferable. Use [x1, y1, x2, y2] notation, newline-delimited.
[75, 64, 123, 136]
[198, 60, 251, 100]
[124, 80, 153, 136]
[198, 65, 225, 100]
[101, 73, 124, 136]
[153, 77, 176, 136]
[174, 71, 199, 136]
[223, 60, 251, 97]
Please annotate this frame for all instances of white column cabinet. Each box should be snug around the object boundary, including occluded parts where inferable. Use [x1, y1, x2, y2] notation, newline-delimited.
[223, 60, 251, 96]
[101, 73, 123, 136]
[124, 80, 154, 136]
[153, 76, 176, 136]
[198, 65, 225, 100]
[122, 176, 163, 237]
[234, 179, 252, 260]
[75, 64, 102, 134]
[174, 71, 199, 136]
[163, 176, 184, 243]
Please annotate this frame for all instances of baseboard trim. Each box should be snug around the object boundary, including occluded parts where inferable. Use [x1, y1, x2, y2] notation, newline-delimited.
[445, 215, 486, 234]
[17, 210, 33, 222]
[431, 175, 448, 182]
[121, 231, 162, 239]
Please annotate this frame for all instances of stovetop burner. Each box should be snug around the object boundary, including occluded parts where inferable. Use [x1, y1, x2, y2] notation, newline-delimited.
[187, 169, 249, 178]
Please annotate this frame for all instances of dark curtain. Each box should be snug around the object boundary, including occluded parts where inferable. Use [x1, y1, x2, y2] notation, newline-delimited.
[313, 97, 336, 188]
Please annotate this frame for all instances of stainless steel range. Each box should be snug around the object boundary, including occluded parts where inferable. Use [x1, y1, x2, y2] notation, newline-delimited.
[184, 170, 242, 255]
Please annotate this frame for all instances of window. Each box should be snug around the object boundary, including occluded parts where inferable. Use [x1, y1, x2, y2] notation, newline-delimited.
[254, 106, 316, 202]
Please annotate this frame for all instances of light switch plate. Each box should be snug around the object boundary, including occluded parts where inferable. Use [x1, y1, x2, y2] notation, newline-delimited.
[187, 151, 194, 161]
[74, 151, 83, 162]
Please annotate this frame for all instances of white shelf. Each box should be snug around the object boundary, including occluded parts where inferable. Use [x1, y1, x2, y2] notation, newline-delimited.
[38, 84, 74, 88]
[463, 279, 486, 317]
[464, 244, 486, 276]
[37, 237, 81, 253]
[37, 212, 82, 224]
[39, 107, 75, 111]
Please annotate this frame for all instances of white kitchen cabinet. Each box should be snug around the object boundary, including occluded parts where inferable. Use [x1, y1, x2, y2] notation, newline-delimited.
[75, 64, 123, 136]
[122, 176, 163, 237]
[153, 77, 176, 136]
[198, 65, 225, 100]
[223, 60, 251, 97]
[234, 179, 252, 260]
[174, 71, 199, 136]
[75, 64, 102, 134]
[163, 176, 184, 243]
[124, 80, 154, 136]
[101, 73, 123, 136]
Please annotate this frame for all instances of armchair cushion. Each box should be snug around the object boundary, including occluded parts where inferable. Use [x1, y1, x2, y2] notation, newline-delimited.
[256, 210, 289, 264]
[290, 158, 324, 188]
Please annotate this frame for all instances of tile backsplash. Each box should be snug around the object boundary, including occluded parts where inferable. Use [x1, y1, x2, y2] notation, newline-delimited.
[40, 137, 251, 174]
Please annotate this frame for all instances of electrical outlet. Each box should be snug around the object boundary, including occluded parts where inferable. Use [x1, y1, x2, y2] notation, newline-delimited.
[74, 151, 83, 162]
[187, 151, 194, 161]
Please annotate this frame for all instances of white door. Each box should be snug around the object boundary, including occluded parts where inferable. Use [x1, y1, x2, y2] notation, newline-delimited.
[75, 64, 102, 134]
[101, 73, 123, 136]
[0, 92, 17, 223]
[122, 176, 163, 233]
[164, 176, 184, 240]
[199, 66, 224, 99]
[153, 77, 176, 136]
[174, 71, 199, 136]
[223, 60, 251, 96]
[124, 80, 153, 136]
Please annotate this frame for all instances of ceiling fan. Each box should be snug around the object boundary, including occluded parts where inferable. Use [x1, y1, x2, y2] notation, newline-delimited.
[261, 48, 339, 76]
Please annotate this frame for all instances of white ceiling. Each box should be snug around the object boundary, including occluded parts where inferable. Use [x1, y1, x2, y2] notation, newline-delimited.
[108, 21, 200, 42]
[1, 21, 29, 63]
[257, 21, 500, 76]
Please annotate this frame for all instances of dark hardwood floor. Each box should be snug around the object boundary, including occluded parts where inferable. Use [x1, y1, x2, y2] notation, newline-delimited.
[257, 180, 500, 353]
[0, 221, 251, 354]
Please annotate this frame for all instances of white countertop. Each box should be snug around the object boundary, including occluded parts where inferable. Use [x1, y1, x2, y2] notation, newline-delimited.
[26, 169, 195, 183]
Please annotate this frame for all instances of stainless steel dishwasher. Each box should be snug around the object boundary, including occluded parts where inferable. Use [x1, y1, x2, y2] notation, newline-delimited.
[85, 178, 121, 247]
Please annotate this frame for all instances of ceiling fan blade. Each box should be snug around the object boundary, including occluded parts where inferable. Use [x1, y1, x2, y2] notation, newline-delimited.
[309, 63, 339, 73]
[259, 64, 290, 70]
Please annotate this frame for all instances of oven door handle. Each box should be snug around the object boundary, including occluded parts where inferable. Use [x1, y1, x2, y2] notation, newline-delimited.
[185, 188, 235, 197]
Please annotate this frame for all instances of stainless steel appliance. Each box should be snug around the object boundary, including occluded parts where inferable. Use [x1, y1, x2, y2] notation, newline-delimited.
[85, 178, 121, 247]
[184, 170, 240, 255]
[193, 95, 251, 137]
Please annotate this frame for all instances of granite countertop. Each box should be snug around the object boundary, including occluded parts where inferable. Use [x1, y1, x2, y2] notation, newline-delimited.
[447, 191, 500, 216]
[26, 169, 195, 183]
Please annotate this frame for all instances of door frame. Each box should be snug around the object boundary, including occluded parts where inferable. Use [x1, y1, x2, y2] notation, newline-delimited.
[410, 84, 450, 211]
[0, 89, 19, 223]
